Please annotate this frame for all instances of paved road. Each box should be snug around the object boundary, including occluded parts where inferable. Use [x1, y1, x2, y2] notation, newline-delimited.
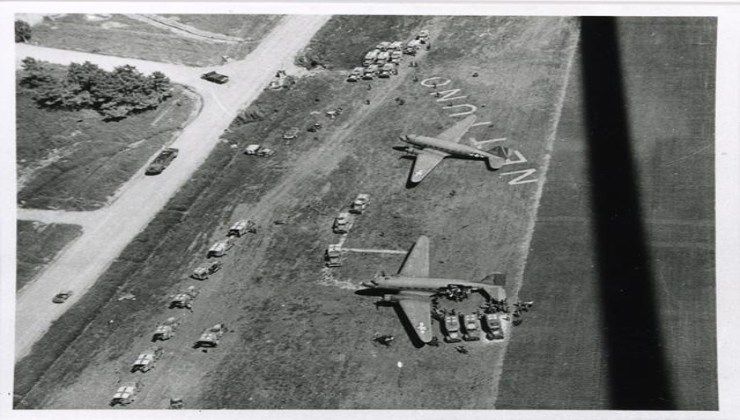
[14, 15, 331, 360]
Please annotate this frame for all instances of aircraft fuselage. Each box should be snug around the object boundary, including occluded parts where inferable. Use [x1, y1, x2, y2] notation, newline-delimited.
[369, 275, 506, 300]
[404, 134, 493, 160]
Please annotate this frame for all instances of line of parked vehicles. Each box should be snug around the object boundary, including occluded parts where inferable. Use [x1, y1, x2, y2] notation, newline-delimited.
[347, 30, 429, 82]
[110, 219, 254, 407]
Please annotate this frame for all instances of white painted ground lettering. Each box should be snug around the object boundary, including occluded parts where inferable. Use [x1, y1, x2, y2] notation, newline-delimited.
[500, 168, 539, 185]
[444, 103, 478, 117]
[432, 88, 468, 102]
[420, 76, 452, 87]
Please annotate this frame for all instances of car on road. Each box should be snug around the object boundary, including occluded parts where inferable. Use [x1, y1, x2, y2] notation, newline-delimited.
[201, 71, 229, 84]
[145, 148, 179, 175]
[52, 290, 73, 303]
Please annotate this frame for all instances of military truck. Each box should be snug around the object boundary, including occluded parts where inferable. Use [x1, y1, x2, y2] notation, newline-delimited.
[170, 286, 199, 309]
[378, 63, 394, 78]
[443, 315, 462, 343]
[418, 30, 430, 44]
[376, 41, 391, 51]
[390, 50, 403, 64]
[461, 313, 482, 341]
[131, 347, 164, 373]
[201, 71, 229, 84]
[194, 323, 227, 348]
[332, 212, 354, 234]
[350, 193, 370, 214]
[325, 244, 342, 267]
[145, 148, 179, 175]
[282, 127, 300, 140]
[389, 41, 403, 51]
[191, 261, 223, 280]
[152, 317, 180, 341]
[244, 144, 274, 157]
[362, 65, 378, 80]
[404, 39, 421, 55]
[376, 51, 390, 65]
[347, 67, 364, 82]
[228, 219, 256, 237]
[207, 238, 234, 258]
[110, 381, 141, 406]
[363, 49, 380, 66]
[483, 312, 505, 340]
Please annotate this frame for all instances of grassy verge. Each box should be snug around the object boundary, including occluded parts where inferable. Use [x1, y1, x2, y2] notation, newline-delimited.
[295, 15, 431, 69]
[30, 14, 281, 66]
[16, 221, 83, 291]
[17, 71, 198, 210]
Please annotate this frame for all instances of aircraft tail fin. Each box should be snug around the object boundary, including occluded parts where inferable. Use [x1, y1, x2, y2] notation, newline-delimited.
[486, 146, 511, 170]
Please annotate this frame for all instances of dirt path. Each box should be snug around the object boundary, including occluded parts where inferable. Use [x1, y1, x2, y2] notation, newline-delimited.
[14, 15, 332, 361]
[125, 14, 244, 44]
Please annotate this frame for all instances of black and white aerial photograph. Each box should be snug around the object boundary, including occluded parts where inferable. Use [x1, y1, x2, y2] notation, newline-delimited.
[1, 1, 737, 418]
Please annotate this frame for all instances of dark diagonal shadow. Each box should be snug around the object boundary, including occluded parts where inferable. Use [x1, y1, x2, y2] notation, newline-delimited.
[580, 16, 674, 409]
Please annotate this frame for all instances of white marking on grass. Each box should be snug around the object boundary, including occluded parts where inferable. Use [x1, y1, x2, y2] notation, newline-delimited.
[491, 22, 581, 408]
[471, 121, 492, 128]
[341, 248, 407, 255]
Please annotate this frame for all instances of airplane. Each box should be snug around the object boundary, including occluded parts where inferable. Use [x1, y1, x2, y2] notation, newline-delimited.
[397, 115, 513, 184]
[361, 235, 507, 344]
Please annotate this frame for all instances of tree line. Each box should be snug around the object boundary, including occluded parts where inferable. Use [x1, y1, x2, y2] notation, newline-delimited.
[20, 58, 173, 120]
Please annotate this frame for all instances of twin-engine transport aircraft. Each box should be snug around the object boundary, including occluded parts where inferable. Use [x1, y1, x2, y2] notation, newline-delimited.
[361, 235, 507, 344]
[398, 115, 513, 184]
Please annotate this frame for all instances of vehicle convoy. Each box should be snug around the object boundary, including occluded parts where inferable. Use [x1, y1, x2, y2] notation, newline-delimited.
[363, 49, 379, 66]
[145, 148, 179, 175]
[228, 219, 256, 237]
[325, 244, 342, 267]
[363, 64, 378, 80]
[194, 323, 227, 348]
[378, 63, 394, 78]
[170, 286, 199, 309]
[443, 314, 462, 343]
[52, 290, 73, 303]
[152, 317, 180, 341]
[110, 382, 140, 406]
[131, 347, 164, 373]
[483, 312, 505, 340]
[191, 261, 223, 280]
[332, 212, 354, 234]
[347, 67, 364, 82]
[207, 238, 234, 258]
[350, 193, 370, 214]
[461, 313, 482, 341]
[201, 71, 229, 84]
[244, 144, 274, 157]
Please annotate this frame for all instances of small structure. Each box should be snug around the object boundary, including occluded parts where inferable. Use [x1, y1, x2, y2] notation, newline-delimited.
[110, 381, 140, 406]
[191, 261, 223, 280]
[228, 219, 255, 237]
[131, 347, 164, 373]
[332, 212, 354, 234]
[170, 286, 199, 309]
[207, 238, 234, 258]
[350, 193, 370, 214]
[152, 317, 180, 341]
[194, 323, 227, 348]
[325, 244, 342, 267]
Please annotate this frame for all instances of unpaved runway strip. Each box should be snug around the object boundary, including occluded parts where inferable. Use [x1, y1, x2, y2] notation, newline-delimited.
[14, 15, 331, 361]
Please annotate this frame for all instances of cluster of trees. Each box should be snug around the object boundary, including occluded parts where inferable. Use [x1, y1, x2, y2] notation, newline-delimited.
[15, 20, 31, 43]
[20, 58, 173, 120]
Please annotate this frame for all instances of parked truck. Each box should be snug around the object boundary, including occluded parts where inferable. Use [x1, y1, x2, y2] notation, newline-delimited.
[483, 312, 505, 340]
[207, 238, 234, 258]
[443, 315, 462, 343]
[332, 212, 354, 234]
[363, 49, 380, 66]
[325, 244, 342, 267]
[131, 347, 164, 373]
[191, 261, 223, 280]
[378, 63, 394, 78]
[228, 219, 256, 237]
[152, 317, 180, 341]
[350, 193, 370, 214]
[110, 381, 141, 406]
[170, 286, 199, 309]
[461, 313, 482, 341]
[194, 323, 227, 348]
[347, 67, 364, 82]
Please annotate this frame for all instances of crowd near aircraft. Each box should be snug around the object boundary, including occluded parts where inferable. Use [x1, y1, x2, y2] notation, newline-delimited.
[398, 115, 514, 184]
[361, 235, 507, 343]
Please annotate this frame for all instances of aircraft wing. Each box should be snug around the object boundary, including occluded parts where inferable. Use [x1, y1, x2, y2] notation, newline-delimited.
[398, 296, 434, 343]
[410, 149, 448, 183]
[398, 235, 430, 277]
[436, 115, 477, 143]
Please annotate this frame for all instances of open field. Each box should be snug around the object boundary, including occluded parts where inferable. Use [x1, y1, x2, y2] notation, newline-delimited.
[17, 77, 199, 211]
[16, 221, 82, 291]
[28, 14, 282, 66]
[15, 15, 579, 409]
[495, 17, 716, 409]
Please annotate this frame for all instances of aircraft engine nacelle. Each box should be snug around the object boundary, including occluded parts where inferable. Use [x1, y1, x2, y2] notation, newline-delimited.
[383, 294, 401, 302]
[403, 147, 418, 155]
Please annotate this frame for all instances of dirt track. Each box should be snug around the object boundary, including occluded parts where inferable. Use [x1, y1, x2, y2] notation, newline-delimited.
[14, 15, 332, 360]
